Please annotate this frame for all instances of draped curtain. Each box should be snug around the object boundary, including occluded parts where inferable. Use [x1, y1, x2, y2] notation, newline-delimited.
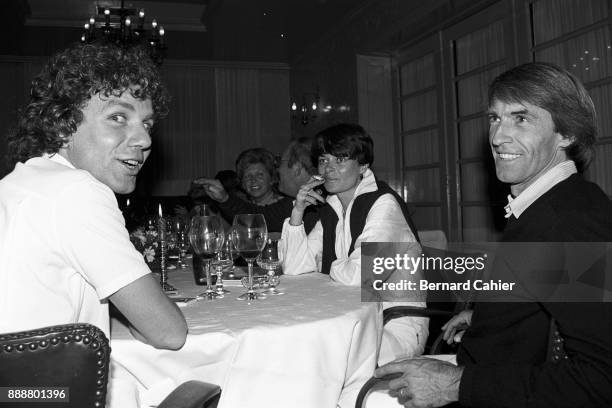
[214, 68, 262, 171]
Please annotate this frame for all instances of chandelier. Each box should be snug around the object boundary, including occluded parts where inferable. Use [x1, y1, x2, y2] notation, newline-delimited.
[291, 92, 320, 126]
[80, 0, 167, 65]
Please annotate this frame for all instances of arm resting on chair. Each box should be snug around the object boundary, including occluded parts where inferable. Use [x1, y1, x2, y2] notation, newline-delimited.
[158, 380, 221, 408]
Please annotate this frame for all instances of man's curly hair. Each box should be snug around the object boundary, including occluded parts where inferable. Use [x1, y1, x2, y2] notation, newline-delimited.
[7, 43, 170, 166]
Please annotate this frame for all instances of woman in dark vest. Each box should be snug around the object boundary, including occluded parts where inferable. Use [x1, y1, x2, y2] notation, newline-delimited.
[279, 123, 427, 364]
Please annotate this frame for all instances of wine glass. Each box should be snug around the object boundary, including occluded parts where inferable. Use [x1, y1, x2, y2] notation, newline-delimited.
[210, 234, 236, 295]
[257, 237, 283, 295]
[189, 215, 224, 300]
[231, 214, 268, 301]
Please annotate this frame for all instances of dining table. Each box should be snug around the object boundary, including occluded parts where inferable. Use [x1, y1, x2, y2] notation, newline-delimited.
[106, 265, 383, 408]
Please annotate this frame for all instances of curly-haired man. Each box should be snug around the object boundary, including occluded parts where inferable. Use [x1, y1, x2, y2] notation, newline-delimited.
[0, 43, 187, 350]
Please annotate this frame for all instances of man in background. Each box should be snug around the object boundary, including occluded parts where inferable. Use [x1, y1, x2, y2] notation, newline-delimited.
[375, 62, 612, 407]
[0, 43, 187, 350]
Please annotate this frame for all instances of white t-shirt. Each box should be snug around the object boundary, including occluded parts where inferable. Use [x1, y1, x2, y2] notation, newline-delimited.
[0, 154, 150, 337]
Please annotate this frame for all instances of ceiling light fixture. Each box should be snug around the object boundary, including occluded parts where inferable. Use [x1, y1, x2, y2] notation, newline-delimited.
[80, 0, 167, 65]
[291, 91, 320, 126]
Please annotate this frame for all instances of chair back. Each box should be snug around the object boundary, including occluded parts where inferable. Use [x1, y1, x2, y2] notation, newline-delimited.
[418, 229, 448, 250]
[0, 323, 110, 408]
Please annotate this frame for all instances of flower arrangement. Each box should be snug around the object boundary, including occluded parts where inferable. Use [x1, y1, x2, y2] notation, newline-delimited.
[129, 226, 160, 265]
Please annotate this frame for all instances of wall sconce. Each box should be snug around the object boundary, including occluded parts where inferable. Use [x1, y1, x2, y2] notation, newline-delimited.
[291, 92, 320, 126]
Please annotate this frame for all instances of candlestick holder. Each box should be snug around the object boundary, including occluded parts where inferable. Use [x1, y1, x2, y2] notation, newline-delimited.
[158, 216, 177, 293]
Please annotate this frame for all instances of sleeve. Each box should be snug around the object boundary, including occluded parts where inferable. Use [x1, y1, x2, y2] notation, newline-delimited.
[280, 218, 323, 275]
[54, 180, 151, 300]
[459, 302, 612, 408]
[217, 194, 293, 232]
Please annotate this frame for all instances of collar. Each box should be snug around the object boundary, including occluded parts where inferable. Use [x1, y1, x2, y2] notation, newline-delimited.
[504, 160, 577, 219]
[41, 152, 76, 169]
[326, 168, 377, 213]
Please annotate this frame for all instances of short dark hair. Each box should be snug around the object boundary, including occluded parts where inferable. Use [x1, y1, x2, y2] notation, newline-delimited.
[8, 43, 169, 167]
[489, 62, 596, 172]
[235, 148, 278, 183]
[311, 123, 374, 166]
[285, 137, 316, 175]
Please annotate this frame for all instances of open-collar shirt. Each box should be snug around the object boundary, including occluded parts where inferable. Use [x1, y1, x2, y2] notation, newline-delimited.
[504, 160, 577, 219]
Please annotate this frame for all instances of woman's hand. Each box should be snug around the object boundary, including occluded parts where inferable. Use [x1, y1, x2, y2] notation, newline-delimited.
[289, 176, 326, 226]
[441, 310, 473, 344]
[192, 178, 229, 203]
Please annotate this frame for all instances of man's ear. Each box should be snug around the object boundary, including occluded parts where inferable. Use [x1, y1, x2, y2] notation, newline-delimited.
[558, 133, 574, 149]
[58, 134, 71, 150]
[359, 163, 369, 175]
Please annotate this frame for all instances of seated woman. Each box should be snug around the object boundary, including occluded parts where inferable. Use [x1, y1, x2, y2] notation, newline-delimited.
[236, 148, 284, 206]
[280, 123, 428, 364]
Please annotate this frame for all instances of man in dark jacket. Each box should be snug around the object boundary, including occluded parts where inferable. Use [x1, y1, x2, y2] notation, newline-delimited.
[375, 62, 612, 408]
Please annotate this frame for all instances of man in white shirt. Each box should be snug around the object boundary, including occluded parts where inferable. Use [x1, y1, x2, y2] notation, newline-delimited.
[0, 43, 187, 350]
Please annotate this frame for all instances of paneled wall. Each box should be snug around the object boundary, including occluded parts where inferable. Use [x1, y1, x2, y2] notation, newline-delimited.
[442, 5, 514, 242]
[528, 0, 612, 197]
[395, 39, 447, 232]
[356, 54, 397, 191]
[0, 57, 290, 196]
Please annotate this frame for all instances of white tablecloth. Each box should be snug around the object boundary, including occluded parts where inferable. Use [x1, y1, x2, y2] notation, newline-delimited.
[108, 268, 382, 408]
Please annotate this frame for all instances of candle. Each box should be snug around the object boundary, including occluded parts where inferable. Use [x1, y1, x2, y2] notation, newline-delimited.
[158, 204, 166, 239]
[126, 198, 130, 207]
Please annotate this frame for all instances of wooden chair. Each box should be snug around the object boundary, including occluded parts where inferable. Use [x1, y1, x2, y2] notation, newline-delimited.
[0, 323, 221, 408]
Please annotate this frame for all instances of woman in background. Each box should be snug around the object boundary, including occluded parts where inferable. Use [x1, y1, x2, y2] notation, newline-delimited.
[236, 148, 284, 206]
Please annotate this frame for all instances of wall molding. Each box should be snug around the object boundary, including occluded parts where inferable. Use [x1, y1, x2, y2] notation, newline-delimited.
[0, 55, 289, 71]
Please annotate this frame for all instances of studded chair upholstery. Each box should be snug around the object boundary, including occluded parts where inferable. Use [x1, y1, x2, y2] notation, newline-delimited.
[0, 323, 222, 408]
[0, 323, 109, 408]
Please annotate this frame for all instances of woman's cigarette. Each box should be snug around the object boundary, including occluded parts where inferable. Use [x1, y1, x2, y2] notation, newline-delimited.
[312, 175, 325, 182]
